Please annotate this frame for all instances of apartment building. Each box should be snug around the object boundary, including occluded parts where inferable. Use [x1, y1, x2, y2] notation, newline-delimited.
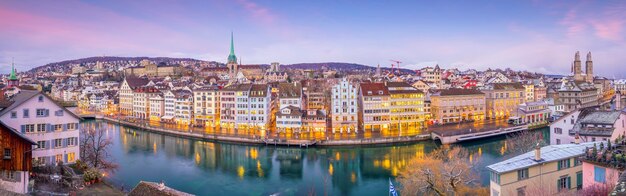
[220, 84, 271, 130]
[487, 142, 596, 196]
[0, 91, 81, 166]
[132, 86, 160, 120]
[331, 78, 358, 133]
[119, 76, 149, 115]
[481, 83, 525, 119]
[387, 82, 425, 132]
[193, 86, 220, 127]
[173, 90, 193, 125]
[359, 82, 390, 132]
[148, 94, 164, 122]
[278, 82, 303, 109]
[162, 90, 176, 123]
[430, 88, 486, 124]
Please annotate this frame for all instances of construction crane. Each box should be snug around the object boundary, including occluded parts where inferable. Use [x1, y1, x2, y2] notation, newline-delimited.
[390, 60, 402, 73]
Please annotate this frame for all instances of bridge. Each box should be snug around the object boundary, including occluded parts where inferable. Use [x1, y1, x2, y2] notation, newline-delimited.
[430, 120, 529, 144]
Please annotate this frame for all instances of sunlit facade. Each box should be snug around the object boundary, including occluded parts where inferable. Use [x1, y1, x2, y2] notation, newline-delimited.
[193, 86, 220, 127]
[386, 82, 425, 133]
[480, 83, 525, 119]
[359, 82, 390, 132]
[430, 88, 486, 124]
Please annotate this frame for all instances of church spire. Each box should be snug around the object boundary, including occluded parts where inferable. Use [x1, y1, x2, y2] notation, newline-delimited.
[227, 32, 237, 64]
[9, 59, 17, 81]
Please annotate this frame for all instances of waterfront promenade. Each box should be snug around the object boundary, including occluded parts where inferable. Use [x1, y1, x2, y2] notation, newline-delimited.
[78, 111, 534, 146]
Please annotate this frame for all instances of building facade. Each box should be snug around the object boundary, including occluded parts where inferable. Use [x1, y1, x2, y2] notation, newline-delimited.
[430, 89, 486, 124]
[331, 78, 358, 133]
[481, 83, 525, 119]
[0, 91, 80, 166]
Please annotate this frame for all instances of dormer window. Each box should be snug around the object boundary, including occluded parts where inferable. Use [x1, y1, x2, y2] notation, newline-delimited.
[38, 96, 44, 102]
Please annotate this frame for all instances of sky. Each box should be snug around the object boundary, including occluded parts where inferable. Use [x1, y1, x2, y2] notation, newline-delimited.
[1, 0, 626, 78]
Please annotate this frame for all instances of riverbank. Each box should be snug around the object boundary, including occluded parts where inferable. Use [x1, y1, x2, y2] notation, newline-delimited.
[95, 116, 432, 147]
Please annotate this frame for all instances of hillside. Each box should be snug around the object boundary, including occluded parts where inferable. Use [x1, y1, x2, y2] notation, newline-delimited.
[28, 56, 208, 73]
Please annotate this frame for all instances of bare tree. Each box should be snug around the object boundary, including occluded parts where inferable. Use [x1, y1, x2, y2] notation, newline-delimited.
[397, 146, 488, 196]
[80, 127, 118, 172]
[505, 130, 547, 156]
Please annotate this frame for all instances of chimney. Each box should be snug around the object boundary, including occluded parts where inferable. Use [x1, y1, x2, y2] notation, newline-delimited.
[534, 143, 541, 161]
[575, 132, 580, 144]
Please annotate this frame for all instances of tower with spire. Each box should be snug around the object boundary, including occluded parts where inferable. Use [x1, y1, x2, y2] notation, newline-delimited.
[7, 61, 19, 87]
[227, 32, 238, 81]
[572, 51, 584, 81]
[585, 52, 593, 83]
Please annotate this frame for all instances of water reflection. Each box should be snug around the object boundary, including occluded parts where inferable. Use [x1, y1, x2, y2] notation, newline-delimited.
[82, 120, 547, 196]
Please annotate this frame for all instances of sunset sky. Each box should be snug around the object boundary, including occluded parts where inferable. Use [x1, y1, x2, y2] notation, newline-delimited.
[1, 0, 625, 77]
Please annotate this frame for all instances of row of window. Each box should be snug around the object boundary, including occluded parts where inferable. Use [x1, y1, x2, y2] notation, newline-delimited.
[10, 109, 64, 118]
[36, 137, 78, 149]
[22, 123, 78, 133]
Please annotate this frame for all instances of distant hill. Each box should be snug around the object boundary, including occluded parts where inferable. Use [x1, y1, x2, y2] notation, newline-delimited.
[28, 56, 208, 73]
[284, 62, 413, 72]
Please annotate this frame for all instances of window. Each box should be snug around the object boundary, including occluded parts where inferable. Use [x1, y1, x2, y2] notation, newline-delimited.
[55, 154, 63, 163]
[55, 110, 64, 116]
[10, 111, 16, 118]
[576, 171, 583, 190]
[67, 123, 77, 130]
[557, 159, 570, 170]
[36, 109, 46, 117]
[594, 166, 606, 183]
[67, 152, 75, 163]
[554, 128, 562, 134]
[67, 138, 77, 146]
[38, 95, 44, 102]
[37, 124, 46, 132]
[556, 139, 561, 144]
[574, 158, 582, 166]
[490, 171, 501, 185]
[3, 148, 11, 159]
[54, 139, 62, 148]
[22, 124, 34, 133]
[558, 176, 571, 192]
[23, 109, 29, 118]
[517, 187, 526, 196]
[37, 141, 46, 149]
[5, 171, 14, 180]
[517, 168, 529, 180]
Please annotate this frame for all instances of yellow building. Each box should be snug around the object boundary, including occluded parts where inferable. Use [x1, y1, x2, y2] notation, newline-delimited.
[124, 59, 181, 77]
[386, 82, 425, 133]
[487, 142, 597, 196]
[480, 82, 525, 119]
[430, 88, 485, 124]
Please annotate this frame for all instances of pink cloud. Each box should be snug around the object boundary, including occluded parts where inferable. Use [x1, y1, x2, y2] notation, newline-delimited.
[235, 0, 276, 25]
[590, 19, 624, 41]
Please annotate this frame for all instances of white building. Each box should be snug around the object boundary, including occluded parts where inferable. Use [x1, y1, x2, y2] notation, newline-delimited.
[331, 78, 358, 133]
[276, 106, 303, 133]
[173, 90, 193, 125]
[0, 91, 80, 166]
[278, 82, 303, 110]
[550, 108, 626, 145]
[119, 77, 149, 115]
[148, 94, 164, 122]
[219, 84, 271, 130]
[162, 90, 176, 123]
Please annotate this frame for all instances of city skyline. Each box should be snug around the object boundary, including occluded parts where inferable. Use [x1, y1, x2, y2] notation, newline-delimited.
[1, 0, 626, 77]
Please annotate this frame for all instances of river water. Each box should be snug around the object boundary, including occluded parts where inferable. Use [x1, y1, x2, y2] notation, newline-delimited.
[82, 120, 549, 196]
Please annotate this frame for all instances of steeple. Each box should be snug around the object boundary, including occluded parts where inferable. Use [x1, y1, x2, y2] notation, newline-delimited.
[227, 32, 237, 64]
[9, 60, 17, 81]
[585, 51, 593, 83]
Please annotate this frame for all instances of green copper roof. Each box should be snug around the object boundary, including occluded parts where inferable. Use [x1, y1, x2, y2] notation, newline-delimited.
[227, 32, 237, 64]
[9, 63, 17, 81]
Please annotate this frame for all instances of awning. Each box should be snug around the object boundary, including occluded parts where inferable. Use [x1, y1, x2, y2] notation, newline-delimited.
[161, 115, 174, 120]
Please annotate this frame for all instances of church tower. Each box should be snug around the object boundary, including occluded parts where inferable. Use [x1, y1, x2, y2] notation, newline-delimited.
[585, 52, 593, 83]
[7, 62, 19, 87]
[573, 51, 584, 81]
[227, 32, 238, 80]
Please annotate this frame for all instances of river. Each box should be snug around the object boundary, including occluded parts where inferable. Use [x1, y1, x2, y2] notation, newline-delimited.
[82, 120, 549, 196]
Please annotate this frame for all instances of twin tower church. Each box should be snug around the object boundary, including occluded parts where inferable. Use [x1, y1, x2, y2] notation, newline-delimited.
[571, 51, 594, 83]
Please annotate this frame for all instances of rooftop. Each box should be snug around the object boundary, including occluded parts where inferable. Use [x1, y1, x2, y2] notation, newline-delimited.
[487, 142, 598, 173]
